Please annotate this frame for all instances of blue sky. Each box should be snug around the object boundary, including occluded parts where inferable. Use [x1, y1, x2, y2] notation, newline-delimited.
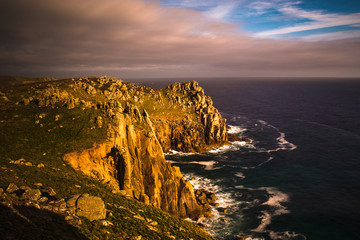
[160, 0, 360, 40]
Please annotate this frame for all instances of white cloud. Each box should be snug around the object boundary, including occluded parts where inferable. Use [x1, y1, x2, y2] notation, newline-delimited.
[247, 1, 276, 15]
[256, 6, 360, 37]
[205, 2, 238, 19]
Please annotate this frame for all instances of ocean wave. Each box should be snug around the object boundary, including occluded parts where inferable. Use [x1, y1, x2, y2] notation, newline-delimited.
[253, 187, 290, 233]
[183, 173, 240, 237]
[184, 174, 236, 209]
[228, 125, 247, 134]
[187, 160, 222, 170]
[261, 187, 289, 209]
[257, 120, 297, 152]
[268, 231, 307, 240]
[168, 160, 222, 171]
[184, 174, 303, 239]
[164, 149, 195, 156]
[241, 120, 297, 168]
[209, 140, 256, 154]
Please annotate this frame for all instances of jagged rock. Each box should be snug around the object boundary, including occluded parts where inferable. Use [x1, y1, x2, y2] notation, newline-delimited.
[86, 85, 97, 95]
[38, 196, 48, 203]
[54, 198, 67, 211]
[95, 116, 103, 127]
[43, 187, 56, 197]
[6, 183, 19, 193]
[58, 79, 229, 220]
[124, 103, 142, 121]
[37, 163, 45, 168]
[19, 188, 41, 201]
[154, 81, 227, 153]
[166, 82, 181, 92]
[66, 194, 81, 213]
[64, 115, 205, 219]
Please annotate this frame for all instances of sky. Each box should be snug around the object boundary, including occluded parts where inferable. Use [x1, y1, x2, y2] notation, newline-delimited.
[0, 0, 360, 78]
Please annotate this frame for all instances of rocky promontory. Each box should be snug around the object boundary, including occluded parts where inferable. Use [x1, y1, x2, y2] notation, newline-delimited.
[154, 81, 228, 152]
[58, 77, 228, 219]
[0, 76, 230, 239]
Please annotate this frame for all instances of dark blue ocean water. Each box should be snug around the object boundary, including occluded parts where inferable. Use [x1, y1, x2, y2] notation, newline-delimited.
[131, 78, 360, 240]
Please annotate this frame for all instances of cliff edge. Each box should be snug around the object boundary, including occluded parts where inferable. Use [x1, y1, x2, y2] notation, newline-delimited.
[4, 76, 229, 221]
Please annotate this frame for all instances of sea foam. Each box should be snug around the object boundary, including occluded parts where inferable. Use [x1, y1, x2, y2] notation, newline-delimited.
[183, 173, 239, 237]
[187, 160, 221, 170]
[209, 140, 255, 154]
[257, 120, 297, 152]
[253, 187, 290, 233]
[228, 125, 247, 134]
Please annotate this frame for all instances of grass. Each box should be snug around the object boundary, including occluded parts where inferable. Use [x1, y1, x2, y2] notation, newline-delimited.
[0, 77, 215, 240]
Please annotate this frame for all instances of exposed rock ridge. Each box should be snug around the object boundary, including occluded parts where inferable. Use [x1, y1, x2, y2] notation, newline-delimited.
[154, 80, 228, 152]
[20, 77, 228, 219]
[64, 103, 207, 219]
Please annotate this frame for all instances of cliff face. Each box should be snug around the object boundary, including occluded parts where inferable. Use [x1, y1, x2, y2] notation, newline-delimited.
[153, 81, 228, 153]
[64, 107, 203, 219]
[40, 77, 229, 219]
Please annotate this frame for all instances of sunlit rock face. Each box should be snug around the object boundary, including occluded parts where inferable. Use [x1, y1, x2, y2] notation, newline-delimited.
[59, 77, 228, 219]
[154, 80, 228, 153]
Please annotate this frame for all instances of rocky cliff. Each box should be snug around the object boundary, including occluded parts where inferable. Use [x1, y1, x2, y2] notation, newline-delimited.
[154, 81, 228, 152]
[18, 76, 228, 220]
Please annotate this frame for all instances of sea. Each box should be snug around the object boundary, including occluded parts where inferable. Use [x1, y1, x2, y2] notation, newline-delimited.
[129, 78, 360, 240]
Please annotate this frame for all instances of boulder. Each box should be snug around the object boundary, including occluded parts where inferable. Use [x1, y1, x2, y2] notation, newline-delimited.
[20, 188, 41, 201]
[43, 187, 57, 197]
[6, 183, 19, 193]
[66, 194, 106, 221]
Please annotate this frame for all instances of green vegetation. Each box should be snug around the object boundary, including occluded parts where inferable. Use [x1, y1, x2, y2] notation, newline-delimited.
[0, 77, 215, 240]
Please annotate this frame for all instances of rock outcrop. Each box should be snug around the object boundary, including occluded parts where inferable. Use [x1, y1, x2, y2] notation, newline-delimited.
[154, 81, 228, 152]
[1, 183, 106, 222]
[64, 109, 206, 219]
[17, 76, 229, 220]
[66, 194, 106, 221]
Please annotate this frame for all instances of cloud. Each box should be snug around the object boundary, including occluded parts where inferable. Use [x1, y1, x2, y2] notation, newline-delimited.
[205, 2, 239, 20]
[0, 0, 359, 78]
[256, 6, 360, 37]
[163, 0, 243, 20]
[246, 1, 277, 16]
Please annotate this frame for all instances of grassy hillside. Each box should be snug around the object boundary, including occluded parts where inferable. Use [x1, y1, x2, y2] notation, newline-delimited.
[0, 76, 215, 240]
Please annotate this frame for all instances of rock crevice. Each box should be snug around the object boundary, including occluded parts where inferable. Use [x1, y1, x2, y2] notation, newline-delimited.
[61, 78, 229, 219]
[154, 80, 228, 152]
